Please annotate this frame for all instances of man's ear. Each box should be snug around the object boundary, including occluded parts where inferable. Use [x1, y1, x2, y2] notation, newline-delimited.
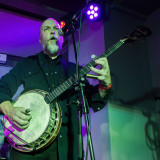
[39, 38, 42, 44]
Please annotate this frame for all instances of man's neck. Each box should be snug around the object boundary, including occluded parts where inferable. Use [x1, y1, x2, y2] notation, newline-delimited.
[44, 50, 59, 60]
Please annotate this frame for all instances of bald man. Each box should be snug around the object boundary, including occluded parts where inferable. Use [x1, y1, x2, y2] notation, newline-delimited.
[0, 18, 112, 160]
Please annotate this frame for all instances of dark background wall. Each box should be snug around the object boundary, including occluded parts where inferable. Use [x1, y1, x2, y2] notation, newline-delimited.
[104, 8, 154, 111]
[103, 6, 160, 160]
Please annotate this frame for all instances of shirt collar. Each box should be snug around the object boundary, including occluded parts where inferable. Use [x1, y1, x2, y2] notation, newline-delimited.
[42, 52, 62, 65]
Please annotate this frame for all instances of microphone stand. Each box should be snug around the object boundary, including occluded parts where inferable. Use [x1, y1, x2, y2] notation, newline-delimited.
[70, 17, 95, 160]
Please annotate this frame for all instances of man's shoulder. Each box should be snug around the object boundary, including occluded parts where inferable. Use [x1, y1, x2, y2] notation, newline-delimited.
[21, 52, 40, 63]
[25, 53, 39, 60]
[14, 53, 40, 70]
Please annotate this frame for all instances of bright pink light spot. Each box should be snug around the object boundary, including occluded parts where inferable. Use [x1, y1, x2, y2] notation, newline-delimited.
[94, 13, 98, 17]
[90, 5, 94, 10]
[94, 6, 98, 11]
[87, 10, 91, 15]
[90, 15, 94, 19]
[91, 10, 95, 14]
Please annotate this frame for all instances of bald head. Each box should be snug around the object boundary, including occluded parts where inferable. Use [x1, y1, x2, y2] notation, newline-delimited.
[40, 18, 60, 36]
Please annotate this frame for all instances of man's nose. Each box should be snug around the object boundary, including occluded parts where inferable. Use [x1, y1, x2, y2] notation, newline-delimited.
[51, 29, 55, 34]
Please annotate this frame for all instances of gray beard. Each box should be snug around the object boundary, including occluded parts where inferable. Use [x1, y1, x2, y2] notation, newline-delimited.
[44, 44, 60, 56]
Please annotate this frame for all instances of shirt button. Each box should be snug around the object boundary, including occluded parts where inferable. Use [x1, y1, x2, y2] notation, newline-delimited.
[59, 135, 62, 138]
[29, 72, 31, 75]
[46, 73, 48, 76]
[54, 72, 57, 74]
[98, 108, 100, 110]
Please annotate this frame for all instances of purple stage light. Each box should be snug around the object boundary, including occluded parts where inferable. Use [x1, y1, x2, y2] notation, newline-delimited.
[91, 10, 95, 14]
[86, 2, 101, 21]
[87, 10, 91, 15]
[90, 5, 94, 10]
[90, 15, 94, 19]
[94, 13, 98, 17]
[94, 6, 98, 11]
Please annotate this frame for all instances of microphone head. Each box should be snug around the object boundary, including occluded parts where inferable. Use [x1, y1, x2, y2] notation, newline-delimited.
[58, 29, 64, 36]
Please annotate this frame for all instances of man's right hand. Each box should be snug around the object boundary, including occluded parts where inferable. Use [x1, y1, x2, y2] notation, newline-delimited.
[0, 101, 32, 129]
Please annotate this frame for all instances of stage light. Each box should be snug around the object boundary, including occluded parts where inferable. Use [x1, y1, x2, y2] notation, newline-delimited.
[59, 20, 69, 33]
[90, 5, 94, 10]
[60, 21, 66, 28]
[94, 13, 98, 17]
[90, 15, 94, 19]
[86, 1, 104, 21]
[94, 7, 98, 11]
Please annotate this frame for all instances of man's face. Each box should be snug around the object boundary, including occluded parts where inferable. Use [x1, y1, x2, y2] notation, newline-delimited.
[39, 19, 64, 57]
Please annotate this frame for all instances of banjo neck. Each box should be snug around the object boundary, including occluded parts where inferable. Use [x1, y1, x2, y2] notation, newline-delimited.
[44, 26, 152, 104]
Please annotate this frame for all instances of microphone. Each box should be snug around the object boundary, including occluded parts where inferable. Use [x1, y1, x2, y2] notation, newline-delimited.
[58, 7, 86, 36]
[58, 19, 73, 36]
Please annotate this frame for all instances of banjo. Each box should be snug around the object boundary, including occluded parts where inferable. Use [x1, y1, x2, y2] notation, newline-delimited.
[3, 26, 151, 152]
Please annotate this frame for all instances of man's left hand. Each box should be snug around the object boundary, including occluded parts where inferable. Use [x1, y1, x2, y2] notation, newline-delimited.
[90, 57, 111, 86]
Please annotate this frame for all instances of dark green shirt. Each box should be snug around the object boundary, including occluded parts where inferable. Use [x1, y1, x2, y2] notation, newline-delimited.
[0, 51, 108, 160]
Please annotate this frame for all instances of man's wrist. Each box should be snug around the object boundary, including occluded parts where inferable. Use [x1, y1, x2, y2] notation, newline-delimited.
[99, 83, 112, 91]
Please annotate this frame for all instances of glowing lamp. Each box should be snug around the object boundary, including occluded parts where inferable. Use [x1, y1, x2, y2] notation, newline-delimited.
[86, 3, 100, 21]
[86, 1, 104, 21]
[60, 21, 66, 28]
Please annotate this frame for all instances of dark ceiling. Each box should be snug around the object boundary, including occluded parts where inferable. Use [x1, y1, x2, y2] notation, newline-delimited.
[1, 0, 160, 20]
[24, 0, 160, 17]
[0, 0, 159, 58]
[24, 0, 160, 16]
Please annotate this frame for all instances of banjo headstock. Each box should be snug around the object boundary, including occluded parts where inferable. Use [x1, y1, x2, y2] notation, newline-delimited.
[123, 26, 152, 44]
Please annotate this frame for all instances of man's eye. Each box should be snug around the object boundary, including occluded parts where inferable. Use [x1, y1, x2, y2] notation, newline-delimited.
[44, 27, 50, 31]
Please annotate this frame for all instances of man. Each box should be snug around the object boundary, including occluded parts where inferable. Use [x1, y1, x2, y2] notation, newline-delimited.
[0, 18, 112, 160]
